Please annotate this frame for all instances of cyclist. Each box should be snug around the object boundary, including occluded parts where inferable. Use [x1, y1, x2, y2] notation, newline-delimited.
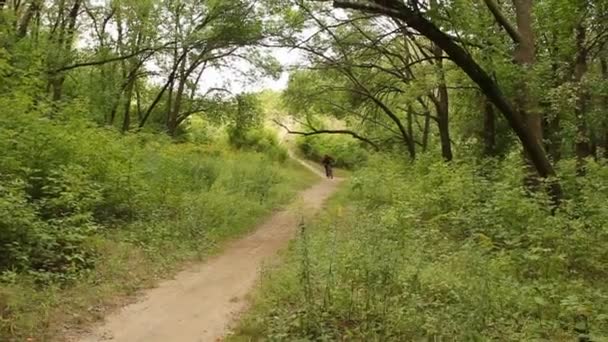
[321, 154, 334, 179]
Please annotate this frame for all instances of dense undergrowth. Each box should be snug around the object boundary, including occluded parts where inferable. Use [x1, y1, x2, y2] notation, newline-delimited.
[0, 104, 316, 340]
[231, 154, 608, 341]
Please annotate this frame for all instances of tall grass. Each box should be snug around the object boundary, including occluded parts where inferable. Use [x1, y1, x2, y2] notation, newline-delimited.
[231, 154, 608, 341]
[0, 107, 317, 340]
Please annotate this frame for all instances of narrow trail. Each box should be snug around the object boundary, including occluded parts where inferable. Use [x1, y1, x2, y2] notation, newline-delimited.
[78, 160, 341, 342]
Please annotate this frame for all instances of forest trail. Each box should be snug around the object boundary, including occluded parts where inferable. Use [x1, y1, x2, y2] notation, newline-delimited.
[77, 162, 340, 342]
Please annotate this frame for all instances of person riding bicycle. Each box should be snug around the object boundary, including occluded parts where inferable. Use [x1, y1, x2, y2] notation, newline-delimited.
[321, 154, 334, 179]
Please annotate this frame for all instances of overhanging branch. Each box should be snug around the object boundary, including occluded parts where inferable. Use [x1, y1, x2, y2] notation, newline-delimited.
[51, 43, 175, 73]
[273, 119, 380, 150]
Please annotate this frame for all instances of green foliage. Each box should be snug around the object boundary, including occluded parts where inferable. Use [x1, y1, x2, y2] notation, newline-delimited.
[296, 135, 368, 169]
[224, 93, 289, 162]
[228, 93, 265, 132]
[0, 96, 317, 339]
[4, 0, 608, 340]
[229, 127, 288, 162]
[0, 102, 297, 281]
[182, 115, 224, 144]
[232, 155, 608, 341]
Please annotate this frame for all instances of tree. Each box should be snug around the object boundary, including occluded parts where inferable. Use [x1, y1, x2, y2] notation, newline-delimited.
[312, 0, 563, 203]
[276, 3, 462, 160]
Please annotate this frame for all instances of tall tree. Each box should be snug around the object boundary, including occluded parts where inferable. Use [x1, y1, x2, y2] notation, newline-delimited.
[319, 0, 563, 203]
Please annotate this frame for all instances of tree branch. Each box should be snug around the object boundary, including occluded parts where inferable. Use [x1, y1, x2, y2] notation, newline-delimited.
[482, 0, 522, 44]
[51, 43, 174, 73]
[273, 119, 380, 150]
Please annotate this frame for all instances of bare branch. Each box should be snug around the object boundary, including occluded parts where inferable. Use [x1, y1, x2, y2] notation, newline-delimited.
[273, 119, 380, 150]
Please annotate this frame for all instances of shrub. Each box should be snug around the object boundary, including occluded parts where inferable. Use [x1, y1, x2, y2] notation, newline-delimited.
[0, 103, 298, 284]
[228, 127, 288, 162]
[233, 155, 608, 341]
[0, 97, 319, 339]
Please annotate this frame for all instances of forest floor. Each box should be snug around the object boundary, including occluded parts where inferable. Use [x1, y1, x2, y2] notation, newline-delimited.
[74, 159, 341, 342]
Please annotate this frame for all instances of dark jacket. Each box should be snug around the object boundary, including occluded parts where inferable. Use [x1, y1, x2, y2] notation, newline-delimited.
[321, 155, 334, 166]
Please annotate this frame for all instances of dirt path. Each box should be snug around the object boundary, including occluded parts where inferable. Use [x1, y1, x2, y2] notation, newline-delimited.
[78, 167, 340, 342]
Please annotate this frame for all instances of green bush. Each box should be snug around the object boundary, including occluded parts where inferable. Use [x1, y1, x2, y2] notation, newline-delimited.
[0, 102, 300, 284]
[0, 179, 96, 281]
[0, 97, 318, 339]
[232, 155, 608, 341]
[296, 135, 368, 169]
[228, 127, 288, 162]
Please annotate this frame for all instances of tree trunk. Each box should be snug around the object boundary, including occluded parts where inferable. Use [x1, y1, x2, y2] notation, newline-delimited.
[605, 127, 608, 160]
[406, 105, 413, 146]
[573, 23, 591, 171]
[17, 1, 39, 38]
[590, 133, 598, 160]
[436, 86, 452, 161]
[165, 78, 174, 132]
[139, 76, 173, 128]
[121, 77, 135, 132]
[513, 0, 540, 139]
[422, 110, 431, 152]
[601, 56, 608, 159]
[430, 0, 452, 161]
[167, 65, 187, 136]
[434, 48, 452, 161]
[108, 93, 120, 125]
[331, 0, 563, 204]
[512, 0, 543, 188]
[51, 77, 64, 101]
[139, 51, 190, 129]
[543, 106, 561, 162]
[136, 84, 142, 123]
[483, 97, 496, 156]
[543, 58, 562, 163]
[108, 66, 139, 126]
[48, 0, 81, 102]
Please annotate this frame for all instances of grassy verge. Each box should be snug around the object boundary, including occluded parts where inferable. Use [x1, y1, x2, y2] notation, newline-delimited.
[0, 152, 318, 342]
[227, 184, 351, 342]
